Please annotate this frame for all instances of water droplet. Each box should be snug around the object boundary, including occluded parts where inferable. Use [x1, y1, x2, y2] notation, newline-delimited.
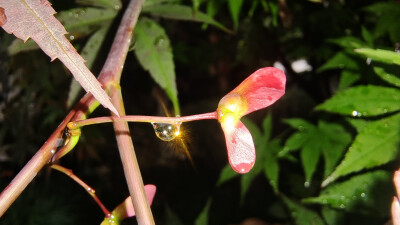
[352, 110, 362, 117]
[304, 181, 310, 188]
[340, 204, 345, 209]
[50, 149, 55, 154]
[366, 58, 372, 65]
[69, 35, 75, 41]
[152, 122, 181, 141]
[86, 187, 95, 194]
[361, 193, 366, 198]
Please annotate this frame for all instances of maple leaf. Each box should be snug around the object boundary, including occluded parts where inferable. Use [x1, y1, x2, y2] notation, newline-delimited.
[0, 0, 118, 115]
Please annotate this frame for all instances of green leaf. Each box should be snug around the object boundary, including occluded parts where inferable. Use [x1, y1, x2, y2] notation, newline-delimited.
[68, 23, 112, 108]
[373, 65, 400, 88]
[328, 36, 367, 49]
[301, 140, 322, 185]
[282, 195, 325, 225]
[317, 52, 359, 73]
[141, 4, 231, 33]
[363, 2, 400, 42]
[76, 0, 122, 9]
[241, 160, 262, 202]
[262, 113, 273, 142]
[337, 70, 361, 90]
[8, 7, 117, 55]
[135, 18, 180, 115]
[318, 121, 352, 178]
[305, 170, 393, 216]
[216, 164, 239, 186]
[321, 206, 346, 225]
[322, 113, 400, 186]
[345, 118, 368, 133]
[241, 118, 262, 145]
[194, 199, 212, 225]
[355, 48, 400, 66]
[316, 85, 400, 117]
[283, 119, 351, 184]
[228, 0, 244, 30]
[361, 27, 373, 47]
[264, 139, 281, 193]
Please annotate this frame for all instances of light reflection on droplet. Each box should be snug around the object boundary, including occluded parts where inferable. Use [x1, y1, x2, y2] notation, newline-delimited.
[361, 193, 366, 198]
[152, 122, 181, 141]
[352, 110, 361, 117]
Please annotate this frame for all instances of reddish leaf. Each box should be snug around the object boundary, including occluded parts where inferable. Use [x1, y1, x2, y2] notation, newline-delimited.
[0, 0, 118, 115]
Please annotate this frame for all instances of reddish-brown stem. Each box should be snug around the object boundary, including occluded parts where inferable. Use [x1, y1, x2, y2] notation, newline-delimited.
[0, 93, 94, 217]
[51, 164, 111, 216]
[70, 112, 218, 129]
[96, 0, 154, 224]
[0, 0, 147, 221]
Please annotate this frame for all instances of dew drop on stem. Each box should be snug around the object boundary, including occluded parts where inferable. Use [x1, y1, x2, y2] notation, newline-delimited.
[152, 122, 181, 141]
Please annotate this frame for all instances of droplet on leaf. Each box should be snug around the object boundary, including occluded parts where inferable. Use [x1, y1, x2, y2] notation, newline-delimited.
[0, 8, 7, 26]
[152, 122, 181, 141]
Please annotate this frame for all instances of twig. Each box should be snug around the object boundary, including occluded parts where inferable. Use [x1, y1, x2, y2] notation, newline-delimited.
[51, 164, 111, 216]
[69, 112, 218, 129]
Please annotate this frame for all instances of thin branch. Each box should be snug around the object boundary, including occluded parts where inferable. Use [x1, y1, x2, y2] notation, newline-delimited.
[69, 112, 218, 129]
[51, 164, 111, 216]
[0, 93, 95, 216]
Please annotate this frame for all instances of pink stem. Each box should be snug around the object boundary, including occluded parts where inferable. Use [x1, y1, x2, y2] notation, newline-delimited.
[51, 164, 111, 216]
[71, 112, 218, 129]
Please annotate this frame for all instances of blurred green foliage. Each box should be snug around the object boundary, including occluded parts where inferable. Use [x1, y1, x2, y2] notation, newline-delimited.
[1, 0, 400, 224]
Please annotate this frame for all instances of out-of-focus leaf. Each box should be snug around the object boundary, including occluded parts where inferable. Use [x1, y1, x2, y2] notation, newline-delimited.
[141, 4, 231, 33]
[322, 113, 400, 187]
[9, 7, 117, 55]
[363, 2, 400, 42]
[316, 85, 400, 116]
[301, 140, 322, 185]
[67, 23, 112, 108]
[194, 199, 212, 225]
[355, 48, 400, 65]
[328, 36, 367, 49]
[317, 52, 359, 73]
[262, 113, 272, 142]
[338, 70, 361, 90]
[264, 139, 281, 193]
[345, 118, 368, 133]
[318, 121, 352, 178]
[216, 163, 239, 186]
[305, 171, 392, 216]
[282, 195, 325, 225]
[373, 65, 400, 88]
[321, 206, 346, 225]
[361, 27, 373, 47]
[134, 18, 180, 115]
[242, 117, 262, 144]
[76, 0, 122, 9]
[284, 119, 320, 184]
[0, 0, 118, 115]
[164, 205, 185, 225]
[228, 0, 244, 30]
[283, 119, 351, 184]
